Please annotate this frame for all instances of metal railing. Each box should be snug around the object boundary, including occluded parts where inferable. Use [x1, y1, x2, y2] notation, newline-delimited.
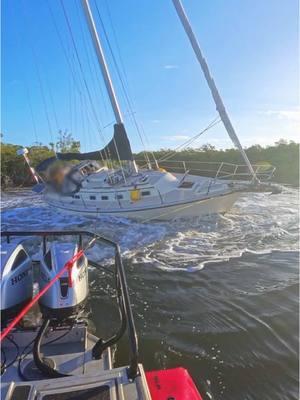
[135, 159, 276, 182]
[1, 230, 139, 380]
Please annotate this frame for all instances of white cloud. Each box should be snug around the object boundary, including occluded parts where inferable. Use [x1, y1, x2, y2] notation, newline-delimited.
[151, 119, 161, 123]
[262, 109, 300, 122]
[163, 135, 190, 141]
[163, 64, 179, 70]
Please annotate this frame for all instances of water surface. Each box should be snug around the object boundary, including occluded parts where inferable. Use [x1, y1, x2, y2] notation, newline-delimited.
[1, 188, 299, 399]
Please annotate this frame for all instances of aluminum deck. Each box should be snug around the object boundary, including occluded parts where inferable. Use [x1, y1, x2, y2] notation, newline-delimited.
[1, 325, 150, 400]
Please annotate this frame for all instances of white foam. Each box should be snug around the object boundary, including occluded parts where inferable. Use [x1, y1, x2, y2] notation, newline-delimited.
[1, 188, 299, 272]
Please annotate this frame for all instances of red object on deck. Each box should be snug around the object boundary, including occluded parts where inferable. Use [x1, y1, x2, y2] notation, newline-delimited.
[145, 367, 203, 400]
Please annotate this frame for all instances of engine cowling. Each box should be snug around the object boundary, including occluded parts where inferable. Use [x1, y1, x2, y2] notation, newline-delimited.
[1, 243, 33, 324]
[38, 242, 89, 320]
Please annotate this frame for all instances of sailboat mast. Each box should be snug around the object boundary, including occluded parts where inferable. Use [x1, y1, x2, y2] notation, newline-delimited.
[172, 0, 257, 180]
[81, 0, 123, 124]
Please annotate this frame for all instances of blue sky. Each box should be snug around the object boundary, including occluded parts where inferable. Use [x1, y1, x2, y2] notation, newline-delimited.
[2, 0, 299, 152]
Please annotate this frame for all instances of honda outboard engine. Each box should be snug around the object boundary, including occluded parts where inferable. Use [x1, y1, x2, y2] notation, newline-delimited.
[38, 242, 89, 320]
[1, 243, 33, 324]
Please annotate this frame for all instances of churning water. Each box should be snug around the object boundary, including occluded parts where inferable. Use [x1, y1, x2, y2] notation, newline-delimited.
[1, 188, 299, 399]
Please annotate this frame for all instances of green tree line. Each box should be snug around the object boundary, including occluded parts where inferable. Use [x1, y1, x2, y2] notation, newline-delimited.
[1, 130, 80, 187]
[1, 138, 299, 188]
[137, 140, 299, 186]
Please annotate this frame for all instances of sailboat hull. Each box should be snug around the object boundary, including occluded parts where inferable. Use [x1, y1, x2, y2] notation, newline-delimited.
[46, 192, 241, 221]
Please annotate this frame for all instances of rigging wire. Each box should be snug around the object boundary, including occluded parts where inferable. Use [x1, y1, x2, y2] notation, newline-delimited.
[47, 0, 107, 162]
[74, 0, 113, 167]
[68, 53, 74, 139]
[93, 0, 152, 166]
[46, 81, 60, 134]
[101, 0, 159, 167]
[94, 0, 149, 161]
[79, 85, 87, 152]
[82, 85, 94, 153]
[73, 65, 78, 138]
[103, 0, 131, 94]
[75, 0, 127, 177]
[75, 0, 109, 123]
[59, 0, 112, 164]
[46, 0, 83, 98]
[158, 117, 221, 162]
[60, 0, 101, 137]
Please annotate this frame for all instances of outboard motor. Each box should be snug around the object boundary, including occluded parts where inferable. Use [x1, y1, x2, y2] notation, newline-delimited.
[1, 243, 33, 324]
[38, 242, 89, 320]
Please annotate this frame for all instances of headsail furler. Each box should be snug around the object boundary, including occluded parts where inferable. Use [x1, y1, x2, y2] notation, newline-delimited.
[172, 0, 257, 181]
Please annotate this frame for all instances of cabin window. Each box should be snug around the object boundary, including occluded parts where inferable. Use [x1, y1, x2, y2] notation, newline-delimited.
[89, 195, 96, 200]
[74, 195, 80, 199]
[101, 195, 109, 200]
[141, 190, 151, 196]
[116, 194, 123, 200]
[11, 250, 28, 271]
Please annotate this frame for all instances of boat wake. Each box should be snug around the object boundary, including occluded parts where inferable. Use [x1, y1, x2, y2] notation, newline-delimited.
[1, 188, 298, 272]
[124, 190, 298, 271]
[1, 188, 299, 400]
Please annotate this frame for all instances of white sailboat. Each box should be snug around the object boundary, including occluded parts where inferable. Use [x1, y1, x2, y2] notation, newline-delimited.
[23, 0, 279, 221]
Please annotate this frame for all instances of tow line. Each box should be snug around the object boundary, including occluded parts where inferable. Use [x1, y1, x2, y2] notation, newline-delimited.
[0, 237, 96, 342]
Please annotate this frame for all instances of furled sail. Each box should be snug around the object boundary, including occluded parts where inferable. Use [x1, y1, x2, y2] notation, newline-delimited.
[36, 123, 133, 172]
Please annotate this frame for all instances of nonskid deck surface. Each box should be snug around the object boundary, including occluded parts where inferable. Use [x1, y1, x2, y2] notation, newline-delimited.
[1, 325, 150, 400]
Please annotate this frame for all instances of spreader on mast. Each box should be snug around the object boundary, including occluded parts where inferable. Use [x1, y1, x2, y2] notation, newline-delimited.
[172, 0, 257, 181]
